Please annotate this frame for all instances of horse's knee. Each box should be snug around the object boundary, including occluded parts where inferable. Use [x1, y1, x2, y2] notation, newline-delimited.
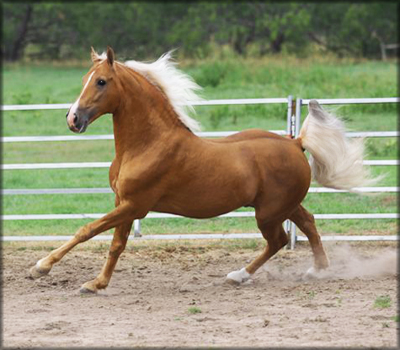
[258, 221, 288, 251]
[74, 225, 93, 243]
[304, 211, 315, 226]
[268, 231, 288, 252]
[299, 206, 315, 224]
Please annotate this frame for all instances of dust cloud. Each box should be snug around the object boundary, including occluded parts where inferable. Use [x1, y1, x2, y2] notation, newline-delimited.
[319, 244, 398, 279]
[262, 244, 398, 281]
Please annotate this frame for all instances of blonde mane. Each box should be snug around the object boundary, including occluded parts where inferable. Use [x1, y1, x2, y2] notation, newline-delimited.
[124, 52, 203, 132]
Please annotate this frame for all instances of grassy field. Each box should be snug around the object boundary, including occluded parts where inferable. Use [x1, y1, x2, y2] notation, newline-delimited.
[2, 55, 398, 237]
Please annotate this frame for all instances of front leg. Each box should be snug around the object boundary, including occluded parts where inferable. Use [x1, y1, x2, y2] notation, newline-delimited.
[80, 220, 133, 293]
[29, 201, 145, 280]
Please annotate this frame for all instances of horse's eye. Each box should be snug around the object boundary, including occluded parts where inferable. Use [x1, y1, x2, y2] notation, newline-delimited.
[97, 79, 106, 86]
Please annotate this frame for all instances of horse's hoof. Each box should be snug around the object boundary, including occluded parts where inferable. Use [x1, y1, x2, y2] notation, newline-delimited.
[226, 267, 251, 284]
[224, 277, 240, 286]
[306, 266, 317, 276]
[29, 264, 51, 279]
[304, 266, 327, 280]
[80, 281, 98, 294]
[79, 286, 97, 294]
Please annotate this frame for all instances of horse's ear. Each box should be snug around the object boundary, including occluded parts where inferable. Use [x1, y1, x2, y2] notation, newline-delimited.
[91, 46, 100, 63]
[106, 46, 115, 67]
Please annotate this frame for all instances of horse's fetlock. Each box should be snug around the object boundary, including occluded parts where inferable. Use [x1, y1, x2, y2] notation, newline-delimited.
[97, 282, 109, 290]
[30, 258, 52, 279]
[316, 255, 330, 270]
[95, 277, 109, 289]
[37, 257, 53, 270]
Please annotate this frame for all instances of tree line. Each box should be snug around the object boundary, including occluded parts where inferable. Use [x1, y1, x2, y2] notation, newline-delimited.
[3, 2, 398, 62]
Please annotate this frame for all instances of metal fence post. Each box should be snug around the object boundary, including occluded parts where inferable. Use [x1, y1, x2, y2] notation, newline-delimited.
[133, 219, 142, 237]
[295, 98, 302, 138]
[288, 98, 303, 249]
[286, 95, 293, 135]
[285, 95, 296, 249]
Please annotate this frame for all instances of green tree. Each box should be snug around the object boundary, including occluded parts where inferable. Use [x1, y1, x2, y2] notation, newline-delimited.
[2, 2, 398, 61]
[308, 3, 398, 58]
[3, 3, 33, 61]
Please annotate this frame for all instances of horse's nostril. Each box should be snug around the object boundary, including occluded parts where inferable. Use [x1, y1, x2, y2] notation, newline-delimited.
[73, 114, 78, 124]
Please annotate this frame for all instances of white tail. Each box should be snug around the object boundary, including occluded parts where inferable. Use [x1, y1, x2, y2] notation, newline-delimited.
[298, 100, 380, 191]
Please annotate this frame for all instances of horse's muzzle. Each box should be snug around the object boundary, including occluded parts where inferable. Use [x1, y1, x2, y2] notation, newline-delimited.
[67, 108, 92, 133]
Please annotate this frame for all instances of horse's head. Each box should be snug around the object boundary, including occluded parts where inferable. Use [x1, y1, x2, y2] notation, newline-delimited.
[66, 47, 120, 133]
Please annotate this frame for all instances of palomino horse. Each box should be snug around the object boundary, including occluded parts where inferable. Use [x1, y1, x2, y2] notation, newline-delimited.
[30, 47, 375, 293]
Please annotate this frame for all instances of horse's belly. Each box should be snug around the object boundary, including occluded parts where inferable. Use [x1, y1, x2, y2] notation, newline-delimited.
[152, 198, 245, 219]
[153, 172, 257, 219]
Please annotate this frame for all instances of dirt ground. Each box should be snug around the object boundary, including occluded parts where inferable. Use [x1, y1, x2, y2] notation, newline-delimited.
[2, 239, 398, 348]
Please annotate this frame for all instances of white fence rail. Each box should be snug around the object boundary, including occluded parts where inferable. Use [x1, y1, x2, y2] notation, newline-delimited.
[2, 96, 398, 245]
[2, 212, 398, 221]
[2, 131, 397, 143]
[1, 98, 289, 111]
[3, 233, 397, 242]
[2, 186, 398, 196]
[3, 159, 397, 170]
[3, 97, 398, 112]
[301, 97, 399, 105]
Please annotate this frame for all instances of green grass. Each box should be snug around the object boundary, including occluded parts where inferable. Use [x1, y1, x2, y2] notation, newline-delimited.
[2, 56, 398, 237]
[188, 307, 202, 314]
[373, 296, 392, 309]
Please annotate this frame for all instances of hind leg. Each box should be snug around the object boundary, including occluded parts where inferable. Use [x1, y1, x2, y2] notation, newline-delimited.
[226, 221, 288, 283]
[289, 205, 329, 271]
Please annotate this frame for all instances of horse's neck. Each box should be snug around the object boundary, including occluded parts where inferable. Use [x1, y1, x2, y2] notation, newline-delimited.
[112, 87, 191, 160]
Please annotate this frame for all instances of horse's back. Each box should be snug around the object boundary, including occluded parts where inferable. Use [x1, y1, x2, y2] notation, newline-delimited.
[211, 128, 290, 143]
[211, 128, 306, 172]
